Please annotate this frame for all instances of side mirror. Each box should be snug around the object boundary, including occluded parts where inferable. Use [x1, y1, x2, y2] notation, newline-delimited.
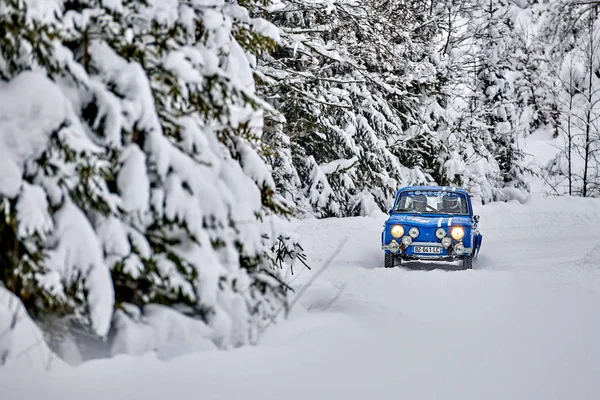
[473, 215, 480, 223]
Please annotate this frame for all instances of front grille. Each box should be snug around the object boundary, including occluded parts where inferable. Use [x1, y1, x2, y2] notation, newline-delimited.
[408, 227, 439, 243]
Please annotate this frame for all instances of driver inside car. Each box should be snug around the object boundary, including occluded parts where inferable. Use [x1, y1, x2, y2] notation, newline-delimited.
[411, 195, 428, 211]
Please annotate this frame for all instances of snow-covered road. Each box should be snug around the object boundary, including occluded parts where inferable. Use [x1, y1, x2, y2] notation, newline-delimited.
[285, 195, 600, 400]
[3, 195, 600, 400]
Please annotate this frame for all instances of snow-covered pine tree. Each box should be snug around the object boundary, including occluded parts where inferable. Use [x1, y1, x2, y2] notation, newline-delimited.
[407, 0, 502, 203]
[66, 0, 307, 351]
[257, 0, 439, 217]
[0, 0, 305, 361]
[476, 0, 528, 191]
[428, 0, 531, 202]
[513, 6, 560, 139]
[0, 0, 117, 340]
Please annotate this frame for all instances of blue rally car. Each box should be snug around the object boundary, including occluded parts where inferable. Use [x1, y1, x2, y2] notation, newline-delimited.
[381, 186, 482, 269]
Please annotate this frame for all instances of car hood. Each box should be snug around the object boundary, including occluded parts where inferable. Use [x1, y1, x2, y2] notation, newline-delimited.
[386, 214, 474, 228]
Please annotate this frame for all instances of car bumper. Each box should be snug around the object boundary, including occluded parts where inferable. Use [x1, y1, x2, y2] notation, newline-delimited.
[382, 241, 473, 258]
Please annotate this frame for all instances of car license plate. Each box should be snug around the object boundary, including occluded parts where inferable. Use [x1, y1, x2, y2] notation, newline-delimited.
[413, 246, 441, 254]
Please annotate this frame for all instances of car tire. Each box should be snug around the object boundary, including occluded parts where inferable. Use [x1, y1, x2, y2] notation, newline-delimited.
[462, 255, 473, 270]
[384, 253, 395, 268]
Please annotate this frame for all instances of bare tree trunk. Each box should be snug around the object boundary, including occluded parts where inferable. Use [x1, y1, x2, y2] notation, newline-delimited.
[583, 115, 591, 197]
[568, 86, 573, 196]
[582, 14, 595, 197]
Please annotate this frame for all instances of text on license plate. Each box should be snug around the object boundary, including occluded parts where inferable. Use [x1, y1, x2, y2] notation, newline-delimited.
[413, 246, 441, 254]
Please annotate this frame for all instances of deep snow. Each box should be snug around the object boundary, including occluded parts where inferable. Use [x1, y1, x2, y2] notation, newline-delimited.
[2, 195, 600, 399]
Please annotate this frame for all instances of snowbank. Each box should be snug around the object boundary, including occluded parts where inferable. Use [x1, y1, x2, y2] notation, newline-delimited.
[0, 288, 66, 371]
[3, 196, 600, 400]
[110, 304, 218, 361]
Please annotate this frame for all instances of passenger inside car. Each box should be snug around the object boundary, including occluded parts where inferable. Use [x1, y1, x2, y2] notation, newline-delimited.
[439, 195, 465, 213]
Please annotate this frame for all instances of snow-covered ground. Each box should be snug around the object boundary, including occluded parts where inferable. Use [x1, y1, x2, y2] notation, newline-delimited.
[3, 195, 600, 399]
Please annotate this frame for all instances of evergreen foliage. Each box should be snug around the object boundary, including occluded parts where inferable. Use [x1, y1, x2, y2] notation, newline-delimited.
[257, 0, 441, 217]
[0, 0, 305, 361]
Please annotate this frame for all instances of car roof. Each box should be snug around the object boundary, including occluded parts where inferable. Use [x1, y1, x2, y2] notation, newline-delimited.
[397, 185, 471, 196]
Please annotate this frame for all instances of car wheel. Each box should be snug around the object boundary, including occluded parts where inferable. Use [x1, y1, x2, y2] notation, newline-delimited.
[384, 253, 395, 268]
[462, 255, 473, 270]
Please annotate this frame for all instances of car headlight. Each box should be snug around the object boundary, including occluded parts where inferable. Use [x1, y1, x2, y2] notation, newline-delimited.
[454, 243, 465, 254]
[435, 228, 446, 239]
[391, 225, 404, 238]
[441, 237, 452, 248]
[401, 236, 412, 246]
[408, 227, 420, 238]
[450, 226, 465, 240]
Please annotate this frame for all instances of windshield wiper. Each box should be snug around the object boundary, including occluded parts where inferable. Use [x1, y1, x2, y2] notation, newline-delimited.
[395, 208, 422, 215]
[396, 208, 456, 216]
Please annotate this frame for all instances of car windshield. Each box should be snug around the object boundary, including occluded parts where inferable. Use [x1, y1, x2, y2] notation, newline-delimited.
[394, 190, 469, 215]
